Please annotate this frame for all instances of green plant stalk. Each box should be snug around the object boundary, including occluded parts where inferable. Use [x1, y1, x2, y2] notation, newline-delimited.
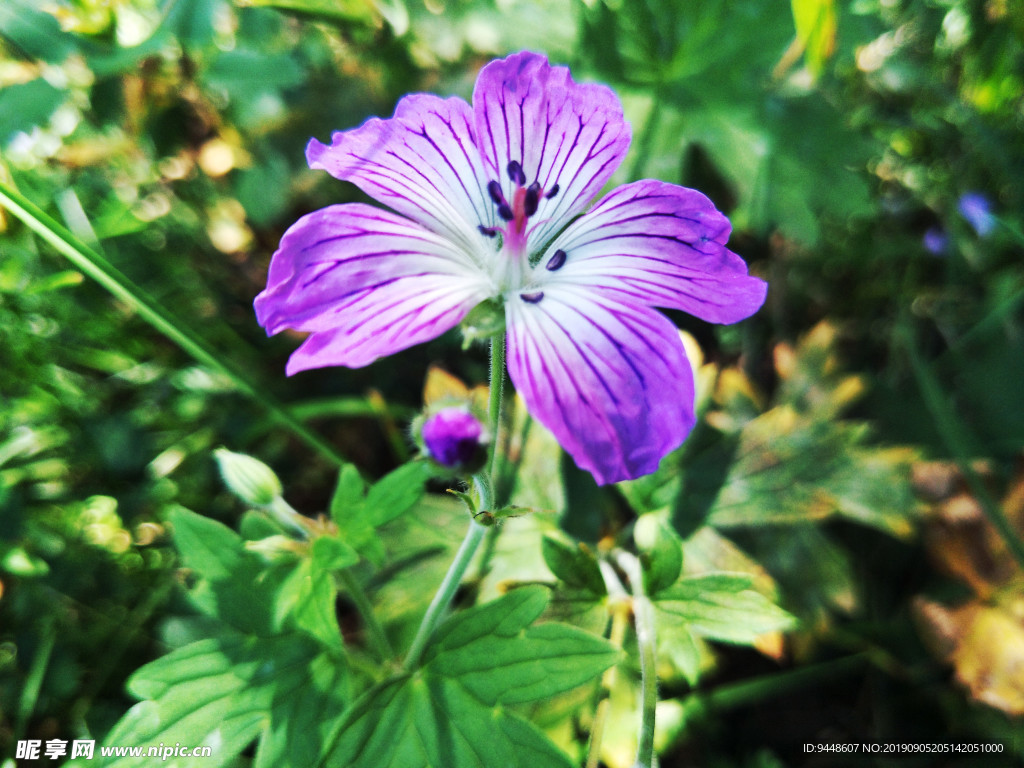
[898, 323, 1024, 571]
[614, 550, 657, 768]
[16, 618, 56, 740]
[337, 569, 395, 662]
[0, 182, 348, 468]
[403, 335, 505, 670]
[678, 653, 868, 720]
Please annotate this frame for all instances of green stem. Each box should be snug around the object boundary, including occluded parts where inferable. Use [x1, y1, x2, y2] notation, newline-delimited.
[614, 550, 657, 768]
[897, 322, 1024, 571]
[0, 182, 348, 468]
[402, 518, 488, 670]
[338, 569, 395, 662]
[403, 334, 505, 670]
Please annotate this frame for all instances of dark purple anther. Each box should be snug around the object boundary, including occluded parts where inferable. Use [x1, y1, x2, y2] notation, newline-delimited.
[545, 183, 559, 199]
[478, 225, 500, 238]
[497, 203, 514, 221]
[545, 249, 566, 271]
[520, 291, 544, 303]
[487, 180, 506, 206]
[507, 160, 526, 186]
[524, 182, 540, 216]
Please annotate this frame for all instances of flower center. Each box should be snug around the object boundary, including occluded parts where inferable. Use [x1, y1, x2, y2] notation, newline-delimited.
[478, 162, 560, 298]
[479, 161, 559, 254]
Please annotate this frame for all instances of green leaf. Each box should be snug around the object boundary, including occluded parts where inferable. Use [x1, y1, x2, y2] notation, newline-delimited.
[791, 0, 837, 77]
[363, 461, 432, 527]
[655, 574, 796, 645]
[95, 632, 346, 768]
[237, 0, 379, 25]
[277, 556, 342, 649]
[167, 507, 282, 635]
[330, 463, 368, 521]
[0, 79, 66, 143]
[322, 588, 618, 767]
[541, 535, 606, 595]
[634, 516, 683, 596]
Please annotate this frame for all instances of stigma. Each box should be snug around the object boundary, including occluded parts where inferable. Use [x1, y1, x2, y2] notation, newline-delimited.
[482, 162, 560, 253]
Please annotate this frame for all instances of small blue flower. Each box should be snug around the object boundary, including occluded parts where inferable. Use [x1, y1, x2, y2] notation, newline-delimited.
[958, 192, 995, 237]
[923, 227, 949, 256]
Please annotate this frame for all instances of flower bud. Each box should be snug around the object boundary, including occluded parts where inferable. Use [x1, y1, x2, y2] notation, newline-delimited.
[421, 407, 488, 472]
[214, 448, 283, 507]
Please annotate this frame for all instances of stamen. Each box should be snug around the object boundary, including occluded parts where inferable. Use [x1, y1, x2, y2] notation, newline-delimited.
[478, 225, 500, 238]
[520, 291, 544, 303]
[545, 183, 559, 200]
[507, 161, 526, 186]
[545, 249, 566, 271]
[497, 203, 514, 221]
[524, 182, 540, 217]
[487, 180, 506, 207]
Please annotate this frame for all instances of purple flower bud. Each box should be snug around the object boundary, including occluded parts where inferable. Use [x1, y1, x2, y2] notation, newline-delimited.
[958, 192, 995, 237]
[421, 407, 487, 471]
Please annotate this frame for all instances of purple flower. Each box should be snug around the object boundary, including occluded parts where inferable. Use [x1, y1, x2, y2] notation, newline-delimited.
[958, 192, 995, 237]
[255, 52, 766, 485]
[421, 407, 487, 470]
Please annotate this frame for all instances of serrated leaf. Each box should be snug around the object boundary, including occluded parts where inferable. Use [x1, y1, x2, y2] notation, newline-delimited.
[321, 588, 618, 767]
[656, 574, 796, 644]
[98, 632, 346, 768]
[541, 535, 606, 595]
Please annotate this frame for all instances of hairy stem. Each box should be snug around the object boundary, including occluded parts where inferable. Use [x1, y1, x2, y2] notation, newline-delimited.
[615, 550, 658, 768]
[403, 335, 505, 670]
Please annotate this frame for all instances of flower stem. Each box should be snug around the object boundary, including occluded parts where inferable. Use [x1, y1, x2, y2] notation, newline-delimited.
[614, 550, 658, 768]
[403, 334, 506, 670]
[337, 569, 395, 662]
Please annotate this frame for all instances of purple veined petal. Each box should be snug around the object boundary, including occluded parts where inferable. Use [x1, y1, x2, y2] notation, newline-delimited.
[505, 285, 695, 485]
[472, 51, 632, 247]
[307, 94, 496, 254]
[539, 179, 767, 324]
[253, 203, 492, 372]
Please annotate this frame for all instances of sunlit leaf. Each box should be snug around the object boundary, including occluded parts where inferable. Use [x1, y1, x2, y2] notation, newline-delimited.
[322, 588, 618, 767]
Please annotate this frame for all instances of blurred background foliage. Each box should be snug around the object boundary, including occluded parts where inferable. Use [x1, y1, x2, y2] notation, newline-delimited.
[1, 0, 1023, 764]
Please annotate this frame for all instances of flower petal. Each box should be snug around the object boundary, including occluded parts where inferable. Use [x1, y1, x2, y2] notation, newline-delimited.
[254, 203, 491, 372]
[505, 285, 695, 485]
[540, 180, 767, 324]
[473, 51, 632, 247]
[306, 94, 496, 254]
